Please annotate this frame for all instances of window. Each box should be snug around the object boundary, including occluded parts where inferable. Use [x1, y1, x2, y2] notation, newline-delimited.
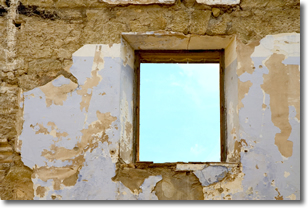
[133, 50, 226, 164]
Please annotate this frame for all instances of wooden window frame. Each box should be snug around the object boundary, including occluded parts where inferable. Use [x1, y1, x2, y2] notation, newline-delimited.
[133, 50, 226, 165]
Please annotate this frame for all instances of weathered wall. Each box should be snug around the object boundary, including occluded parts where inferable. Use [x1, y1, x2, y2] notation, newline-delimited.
[0, 0, 300, 200]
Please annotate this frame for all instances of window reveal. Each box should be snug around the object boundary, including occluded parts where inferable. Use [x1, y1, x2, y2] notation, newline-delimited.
[133, 50, 226, 164]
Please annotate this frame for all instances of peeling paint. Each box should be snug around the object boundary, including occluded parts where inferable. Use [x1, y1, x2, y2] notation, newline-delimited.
[138, 175, 162, 200]
[286, 194, 296, 200]
[76, 47, 104, 112]
[202, 166, 244, 200]
[236, 40, 260, 77]
[154, 171, 204, 200]
[262, 53, 299, 158]
[36, 186, 46, 198]
[237, 33, 300, 200]
[10, 31, 300, 200]
[194, 166, 228, 186]
[39, 76, 78, 107]
[112, 167, 152, 193]
[238, 80, 252, 110]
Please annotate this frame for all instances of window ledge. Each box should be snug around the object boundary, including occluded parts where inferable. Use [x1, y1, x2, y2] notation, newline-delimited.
[176, 162, 239, 171]
[127, 162, 240, 171]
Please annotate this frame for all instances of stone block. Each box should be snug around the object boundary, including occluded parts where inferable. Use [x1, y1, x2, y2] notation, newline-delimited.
[190, 10, 211, 34]
[16, 17, 83, 59]
[28, 59, 62, 75]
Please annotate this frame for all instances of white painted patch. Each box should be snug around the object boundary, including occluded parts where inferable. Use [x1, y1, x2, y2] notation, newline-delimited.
[73, 44, 97, 57]
[194, 166, 228, 186]
[251, 33, 300, 58]
[73, 44, 121, 58]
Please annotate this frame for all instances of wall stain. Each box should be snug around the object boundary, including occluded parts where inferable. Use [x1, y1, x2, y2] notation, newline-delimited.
[0, 5, 7, 16]
[17, 2, 60, 20]
[262, 53, 299, 158]
[274, 188, 283, 200]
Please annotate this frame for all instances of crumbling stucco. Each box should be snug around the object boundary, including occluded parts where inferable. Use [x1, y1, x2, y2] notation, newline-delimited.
[262, 53, 299, 158]
[237, 33, 300, 200]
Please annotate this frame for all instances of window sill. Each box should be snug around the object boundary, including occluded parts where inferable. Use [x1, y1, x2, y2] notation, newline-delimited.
[121, 162, 240, 171]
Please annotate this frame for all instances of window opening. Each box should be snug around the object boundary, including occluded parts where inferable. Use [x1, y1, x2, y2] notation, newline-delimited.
[139, 62, 221, 163]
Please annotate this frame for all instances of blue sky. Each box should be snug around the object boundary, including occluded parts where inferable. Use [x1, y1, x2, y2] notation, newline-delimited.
[139, 63, 220, 163]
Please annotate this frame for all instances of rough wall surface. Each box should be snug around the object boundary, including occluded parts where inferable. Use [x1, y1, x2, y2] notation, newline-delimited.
[0, 0, 300, 200]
